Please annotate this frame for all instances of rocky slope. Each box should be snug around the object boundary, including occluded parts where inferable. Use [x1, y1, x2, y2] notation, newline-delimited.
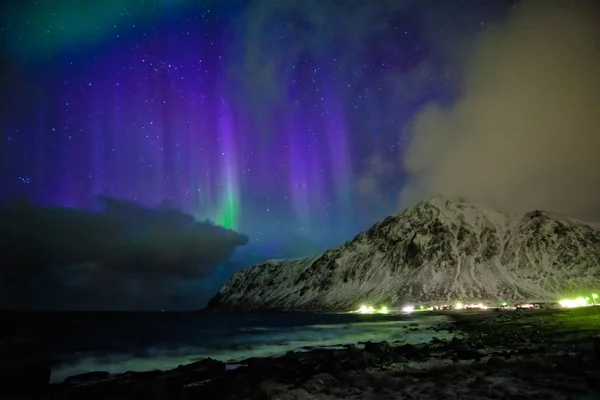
[206, 198, 600, 311]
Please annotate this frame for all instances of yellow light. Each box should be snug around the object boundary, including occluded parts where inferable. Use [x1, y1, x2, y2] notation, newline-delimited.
[559, 298, 588, 308]
[380, 306, 389, 314]
[593, 293, 598, 299]
[359, 305, 369, 313]
[455, 302, 463, 310]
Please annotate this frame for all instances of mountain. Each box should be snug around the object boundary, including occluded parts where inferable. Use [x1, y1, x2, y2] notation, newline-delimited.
[205, 197, 600, 312]
[228, 234, 325, 268]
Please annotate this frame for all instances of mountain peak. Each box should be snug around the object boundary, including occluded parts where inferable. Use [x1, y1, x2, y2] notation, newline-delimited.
[206, 198, 600, 311]
[414, 196, 496, 215]
[391, 196, 510, 234]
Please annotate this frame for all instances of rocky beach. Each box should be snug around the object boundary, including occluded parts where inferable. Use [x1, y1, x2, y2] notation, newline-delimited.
[2, 306, 599, 399]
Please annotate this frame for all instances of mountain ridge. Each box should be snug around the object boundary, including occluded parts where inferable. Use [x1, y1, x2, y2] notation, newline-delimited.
[205, 197, 600, 311]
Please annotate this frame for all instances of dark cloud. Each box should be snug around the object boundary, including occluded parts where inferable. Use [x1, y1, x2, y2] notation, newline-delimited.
[399, 1, 600, 221]
[0, 196, 248, 310]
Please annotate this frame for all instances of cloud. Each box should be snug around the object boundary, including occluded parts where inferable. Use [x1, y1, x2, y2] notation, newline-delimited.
[356, 154, 395, 201]
[0, 196, 249, 310]
[399, 1, 600, 221]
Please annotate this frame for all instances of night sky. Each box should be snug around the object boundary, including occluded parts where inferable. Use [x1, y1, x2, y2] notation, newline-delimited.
[2, 0, 599, 310]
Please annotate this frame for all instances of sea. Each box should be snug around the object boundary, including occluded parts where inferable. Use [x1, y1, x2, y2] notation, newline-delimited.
[0, 311, 453, 383]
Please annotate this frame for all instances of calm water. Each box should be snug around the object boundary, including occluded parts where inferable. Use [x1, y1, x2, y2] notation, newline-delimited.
[0, 311, 452, 382]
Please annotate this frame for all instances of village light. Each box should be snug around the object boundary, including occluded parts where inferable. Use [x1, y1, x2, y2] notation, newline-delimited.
[402, 305, 414, 313]
[559, 297, 588, 308]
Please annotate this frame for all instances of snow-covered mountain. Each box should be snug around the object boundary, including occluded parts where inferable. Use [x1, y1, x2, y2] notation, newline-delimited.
[205, 198, 600, 311]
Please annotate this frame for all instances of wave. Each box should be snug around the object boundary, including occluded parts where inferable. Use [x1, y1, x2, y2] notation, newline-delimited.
[235, 327, 273, 333]
[49, 314, 452, 383]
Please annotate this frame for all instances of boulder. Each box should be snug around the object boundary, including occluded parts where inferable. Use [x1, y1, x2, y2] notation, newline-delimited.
[304, 372, 340, 393]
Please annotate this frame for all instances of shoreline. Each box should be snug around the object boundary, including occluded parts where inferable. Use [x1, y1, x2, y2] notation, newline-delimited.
[2, 307, 599, 399]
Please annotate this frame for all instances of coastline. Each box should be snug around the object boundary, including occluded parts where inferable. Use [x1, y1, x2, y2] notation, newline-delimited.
[2, 307, 599, 399]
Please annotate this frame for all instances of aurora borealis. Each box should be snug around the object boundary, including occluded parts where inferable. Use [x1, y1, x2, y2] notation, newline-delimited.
[3, 0, 599, 309]
[1, 0, 511, 246]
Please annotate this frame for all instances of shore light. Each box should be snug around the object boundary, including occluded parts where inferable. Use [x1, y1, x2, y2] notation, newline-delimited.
[559, 297, 588, 308]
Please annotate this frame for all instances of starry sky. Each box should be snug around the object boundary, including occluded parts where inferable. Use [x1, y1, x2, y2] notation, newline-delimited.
[2, 0, 599, 309]
[0, 0, 512, 244]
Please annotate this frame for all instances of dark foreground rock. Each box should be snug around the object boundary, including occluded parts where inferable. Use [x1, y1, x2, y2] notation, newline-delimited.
[2, 307, 600, 399]
[0, 360, 51, 396]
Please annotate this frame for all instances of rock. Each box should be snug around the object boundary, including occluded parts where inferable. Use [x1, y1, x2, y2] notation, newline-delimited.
[429, 337, 449, 349]
[455, 347, 485, 361]
[283, 388, 312, 400]
[351, 378, 371, 390]
[320, 356, 344, 378]
[468, 376, 489, 388]
[304, 372, 339, 393]
[364, 341, 394, 357]
[469, 361, 488, 371]
[258, 379, 312, 400]
[64, 371, 110, 384]
[585, 371, 600, 391]
[487, 357, 509, 368]
[66, 377, 127, 399]
[259, 380, 288, 399]
[399, 365, 422, 374]
[343, 348, 378, 370]
[490, 350, 512, 360]
[553, 356, 585, 376]
[130, 372, 175, 400]
[180, 357, 225, 377]
[396, 343, 418, 356]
